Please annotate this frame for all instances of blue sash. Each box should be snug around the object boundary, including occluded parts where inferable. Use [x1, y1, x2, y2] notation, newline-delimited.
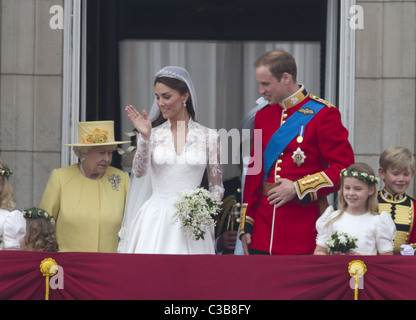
[263, 100, 324, 181]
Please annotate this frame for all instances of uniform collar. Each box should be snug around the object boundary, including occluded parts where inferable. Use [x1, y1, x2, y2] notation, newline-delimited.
[280, 84, 308, 109]
[380, 187, 407, 202]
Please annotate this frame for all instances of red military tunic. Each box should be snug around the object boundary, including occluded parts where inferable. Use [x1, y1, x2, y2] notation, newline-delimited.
[240, 86, 355, 255]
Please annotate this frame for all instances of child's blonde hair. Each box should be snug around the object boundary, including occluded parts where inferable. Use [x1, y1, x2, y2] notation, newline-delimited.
[379, 145, 415, 174]
[339, 163, 379, 214]
[0, 161, 15, 211]
[326, 163, 379, 228]
[23, 208, 59, 252]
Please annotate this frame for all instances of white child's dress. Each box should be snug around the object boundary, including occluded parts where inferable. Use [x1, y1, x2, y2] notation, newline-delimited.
[0, 209, 26, 250]
[316, 206, 396, 255]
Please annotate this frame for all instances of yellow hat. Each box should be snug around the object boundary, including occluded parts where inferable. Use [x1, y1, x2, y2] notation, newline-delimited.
[63, 121, 131, 147]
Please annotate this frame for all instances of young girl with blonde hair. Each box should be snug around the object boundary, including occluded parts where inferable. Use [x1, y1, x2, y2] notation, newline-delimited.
[0, 161, 26, 250]
[21, 207, 59, 252]
[314, 163, 396, 255]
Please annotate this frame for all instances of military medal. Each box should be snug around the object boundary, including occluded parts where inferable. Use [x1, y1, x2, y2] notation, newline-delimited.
[297, 126, 305, 143]
[292, 147, 306, 167]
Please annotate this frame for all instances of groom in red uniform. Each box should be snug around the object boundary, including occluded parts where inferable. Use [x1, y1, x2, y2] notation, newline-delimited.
[240, 50, 354, 255]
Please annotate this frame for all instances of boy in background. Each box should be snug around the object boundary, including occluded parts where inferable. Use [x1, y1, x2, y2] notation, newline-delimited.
[378, 146, 416, 255]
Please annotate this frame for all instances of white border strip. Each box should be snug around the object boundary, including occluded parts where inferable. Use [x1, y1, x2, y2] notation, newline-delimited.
[339, 0, 356, 148]
[61, 0, 85, 166]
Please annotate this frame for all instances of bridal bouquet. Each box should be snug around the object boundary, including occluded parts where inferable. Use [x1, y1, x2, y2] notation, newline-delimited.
[173, 187, 221, 241]
[326, 231, 358, 255]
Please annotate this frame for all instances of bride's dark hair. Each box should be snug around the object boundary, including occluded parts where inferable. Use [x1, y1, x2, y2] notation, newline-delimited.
[152, 77, 196, 127]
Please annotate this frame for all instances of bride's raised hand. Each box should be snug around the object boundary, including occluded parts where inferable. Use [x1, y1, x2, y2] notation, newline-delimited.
[125, 105, 152, 140]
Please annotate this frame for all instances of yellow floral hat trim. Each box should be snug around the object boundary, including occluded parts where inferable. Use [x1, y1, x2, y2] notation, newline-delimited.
[81, 128, 109, 145]
[63, 121, 130, 147]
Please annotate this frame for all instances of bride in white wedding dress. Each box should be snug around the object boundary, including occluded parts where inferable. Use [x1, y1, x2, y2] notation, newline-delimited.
[118, 66, 224, 254]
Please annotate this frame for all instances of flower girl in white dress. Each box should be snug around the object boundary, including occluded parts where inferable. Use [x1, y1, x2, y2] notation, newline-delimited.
[314, 163, 396, 255]
[118, 66, 224, 254]
[0, 162, 26, 250]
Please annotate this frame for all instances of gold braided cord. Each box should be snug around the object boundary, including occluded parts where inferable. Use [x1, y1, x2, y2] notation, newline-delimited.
[40, 258, 58, 300]
[348, 260, 367, 301]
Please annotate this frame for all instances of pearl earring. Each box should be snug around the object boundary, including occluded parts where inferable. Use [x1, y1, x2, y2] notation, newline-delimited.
[183, 101, 187, 107]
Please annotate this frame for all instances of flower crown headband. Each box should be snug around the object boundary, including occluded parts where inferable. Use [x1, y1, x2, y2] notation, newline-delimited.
[341, 168, 379, 185]
[0, 165, 12, 180]
[22, 208, 55, 226]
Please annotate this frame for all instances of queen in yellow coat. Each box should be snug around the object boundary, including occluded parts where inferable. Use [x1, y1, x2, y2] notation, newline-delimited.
[40, 121, 130, 252]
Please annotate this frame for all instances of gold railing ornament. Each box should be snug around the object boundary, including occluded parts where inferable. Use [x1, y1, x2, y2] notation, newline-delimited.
[40, 258, 58, 300]
[348, 260, 367, 300]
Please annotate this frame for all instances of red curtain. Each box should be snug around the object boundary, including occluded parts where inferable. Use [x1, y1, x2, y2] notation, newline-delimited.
[0, 251, 415, 300]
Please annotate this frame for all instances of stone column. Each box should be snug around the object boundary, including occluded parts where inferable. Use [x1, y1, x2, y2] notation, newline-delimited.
[0, 0, 63, 208]
[354, 0, 416, 194]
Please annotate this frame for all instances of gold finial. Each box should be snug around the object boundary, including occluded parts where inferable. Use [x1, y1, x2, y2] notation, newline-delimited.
[40, 258, 58, 300]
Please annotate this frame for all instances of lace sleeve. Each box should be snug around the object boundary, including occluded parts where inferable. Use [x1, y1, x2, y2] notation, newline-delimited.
[132, 133, 152, 178]
[206, 130, 224, 201]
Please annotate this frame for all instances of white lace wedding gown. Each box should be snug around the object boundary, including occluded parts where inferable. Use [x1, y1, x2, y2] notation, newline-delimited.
[120, 119, 224, 254]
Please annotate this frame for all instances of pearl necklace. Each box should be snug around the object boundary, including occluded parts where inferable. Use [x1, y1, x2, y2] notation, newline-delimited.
[79, 162, 104, 180]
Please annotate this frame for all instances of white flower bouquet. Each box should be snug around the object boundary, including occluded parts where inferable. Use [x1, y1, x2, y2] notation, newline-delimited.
[173, 187, 221, 241]
[326, 231, 358, 255]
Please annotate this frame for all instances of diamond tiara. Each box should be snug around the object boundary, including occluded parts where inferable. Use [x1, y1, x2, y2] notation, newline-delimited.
[155, 69, 187, 83]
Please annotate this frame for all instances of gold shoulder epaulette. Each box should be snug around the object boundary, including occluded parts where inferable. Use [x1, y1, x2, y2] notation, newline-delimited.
[309, 94, 336, 108]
